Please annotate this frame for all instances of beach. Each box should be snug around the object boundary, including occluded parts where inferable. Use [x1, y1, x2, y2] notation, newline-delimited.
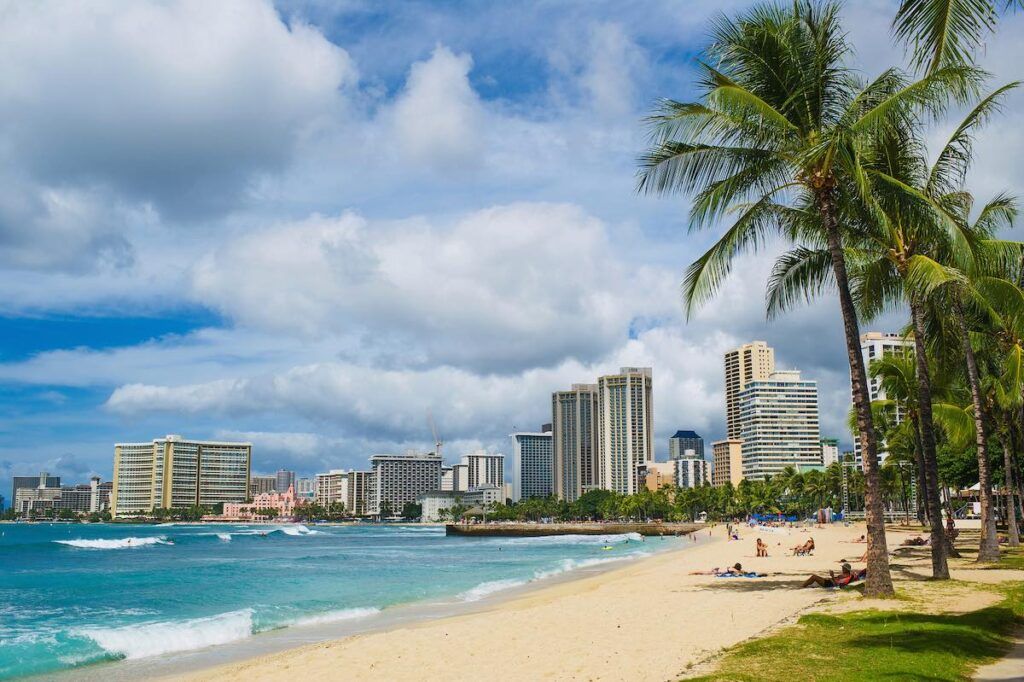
[172, 522, 1005, 682]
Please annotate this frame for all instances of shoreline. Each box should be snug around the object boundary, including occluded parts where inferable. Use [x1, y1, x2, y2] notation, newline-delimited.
[39, 530, 694, 682]
[168, 523, 866, 682]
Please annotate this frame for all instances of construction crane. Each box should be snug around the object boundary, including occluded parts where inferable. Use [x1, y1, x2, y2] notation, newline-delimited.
[427, 409, 443, 458]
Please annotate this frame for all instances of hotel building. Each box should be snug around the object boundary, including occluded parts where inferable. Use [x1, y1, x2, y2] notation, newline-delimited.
[12, 472, 61, 515]
[856, 332, 914, 464]
[597, 367, 653, 495]
[711, 439, 744, 487]
[315, 469, 349, 507]
[675, 457, 710, 489]
[724, 341, 775, 439]
[737, 371, 821, 480]
[110, 435, 251, 517]
[223, 485, 299, 520]
[511, 426, 554, 502]
[249, 475, 276, 497]
[275, 469, 295, 493]
[461, 452, 504, 490]
[368, 452, 442, 516]
[347, 470, 372, 516]
[821, 438, 840, 466]
[551, 384, 599, 501]
[669, 430, 704, 459]
[418, 486, 504, 523]
[55, 477, 112, 513]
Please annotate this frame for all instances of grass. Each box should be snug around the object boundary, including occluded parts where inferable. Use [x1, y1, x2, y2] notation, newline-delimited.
[995, 545, 1024, 571]
[685, 582, 1024, 681]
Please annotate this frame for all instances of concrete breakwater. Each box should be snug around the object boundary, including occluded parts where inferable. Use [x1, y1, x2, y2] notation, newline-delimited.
[445, 522, 703, 537]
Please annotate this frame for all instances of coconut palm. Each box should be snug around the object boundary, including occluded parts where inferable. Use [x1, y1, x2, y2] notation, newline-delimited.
[637, 0, 980, 597]
[893, 1, 1024, 75]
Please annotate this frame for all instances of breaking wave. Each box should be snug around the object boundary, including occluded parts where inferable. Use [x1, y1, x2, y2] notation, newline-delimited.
[75, 609, 254, 660]
[55, 537, 167, 550]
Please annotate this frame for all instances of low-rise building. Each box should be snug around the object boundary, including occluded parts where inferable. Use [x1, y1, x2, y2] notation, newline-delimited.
[642, 461, 677, 491]
[222, 486, 299, 520]
[417, 486, 504, 522]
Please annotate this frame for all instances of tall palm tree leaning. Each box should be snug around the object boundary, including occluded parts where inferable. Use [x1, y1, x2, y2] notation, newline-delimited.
[637, 0, 977, 596]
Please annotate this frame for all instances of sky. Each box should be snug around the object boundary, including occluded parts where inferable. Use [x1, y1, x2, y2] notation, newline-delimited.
[1, 0, 1022, 503]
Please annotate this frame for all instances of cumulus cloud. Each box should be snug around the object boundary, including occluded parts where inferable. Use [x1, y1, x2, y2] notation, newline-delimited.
[0, 0, 355, 270]
[389, 45, 484, 168]
[191, 203, 677, 372]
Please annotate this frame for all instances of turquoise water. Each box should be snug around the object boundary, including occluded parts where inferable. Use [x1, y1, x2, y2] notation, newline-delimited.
[0, 523, 671, 679]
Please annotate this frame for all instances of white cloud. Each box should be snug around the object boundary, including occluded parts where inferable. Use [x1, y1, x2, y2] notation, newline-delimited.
[389, 45, 484, 168]
[0, 0, 355, 270]
[191, 202, 678, 371]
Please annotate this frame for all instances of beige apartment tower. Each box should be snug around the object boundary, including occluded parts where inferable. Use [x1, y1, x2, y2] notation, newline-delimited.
[724, 341, 775, 439]
[552, 384, 599, 501]
[111, 435, 251, 517]
[597, 367, 653, 495]
[711, 438, 744, 486]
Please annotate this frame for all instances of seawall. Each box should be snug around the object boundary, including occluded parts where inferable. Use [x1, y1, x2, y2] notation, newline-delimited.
[445, 522, 703, 537]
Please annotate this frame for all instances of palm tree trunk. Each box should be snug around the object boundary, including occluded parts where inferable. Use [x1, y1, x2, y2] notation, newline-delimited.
[953, 299, 999, 561]
[818, 187, 894, 597]
[911, 413, 928, 525]
[1005, 412, 1021, 546]
[909, 297, 949, 579]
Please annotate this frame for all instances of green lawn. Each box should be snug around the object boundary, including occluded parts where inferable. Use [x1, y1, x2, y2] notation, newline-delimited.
[685, 583, 1024, 681]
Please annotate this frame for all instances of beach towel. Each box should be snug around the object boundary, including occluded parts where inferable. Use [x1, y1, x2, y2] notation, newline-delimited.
[714, 572, 766, 578]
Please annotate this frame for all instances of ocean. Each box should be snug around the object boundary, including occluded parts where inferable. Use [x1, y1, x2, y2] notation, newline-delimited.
[0, 522, 677, 679]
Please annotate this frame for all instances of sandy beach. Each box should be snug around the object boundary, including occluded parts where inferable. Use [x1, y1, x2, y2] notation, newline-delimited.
[167, 521, 1024, 682]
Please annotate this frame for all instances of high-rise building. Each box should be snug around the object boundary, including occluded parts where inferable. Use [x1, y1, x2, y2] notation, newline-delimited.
[511, 427, 554, 502]
[724, 341, 775, 439]
[669, 430, 704, 459]
[368, 452, 442, 516]
[461, 452, 504, 490]
[440, 466, 454, 491]
[111, 435, 251, 517]
[347, 470, 372, 516]
[856, 332, 915, 463]
[315, 470, 349, 507]
[738, 371, 821, 480]
[295, 477, 314, 497]
[450, 463, 469, 492]
[249, 475, 276, 497]
[597, 367, 653, 495]
[675, 457, 710, 489]
[55, 477, 112, 513]
[275, 469, 296, 494]
[551, 384, 599, 501]
[12, 472, 61, 515]
[820, 438, 840, 466]
[711, 439, 744, 487]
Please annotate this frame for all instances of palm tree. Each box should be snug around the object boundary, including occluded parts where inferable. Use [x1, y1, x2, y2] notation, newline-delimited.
[893, 0, 1023, 74]
[639, 0, 976, 596]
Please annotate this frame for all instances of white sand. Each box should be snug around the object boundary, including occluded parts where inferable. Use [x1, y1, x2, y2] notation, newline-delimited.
[174, 523, 913, 682]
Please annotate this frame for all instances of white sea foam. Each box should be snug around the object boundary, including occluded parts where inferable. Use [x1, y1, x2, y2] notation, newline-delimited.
[277, 524, 320, 536]
[459, 578, 528, 601]
[55, 537, 167, 550]
[216, 533, 232, 542]
[496, 532, 643, 547]
[288, 607, 381, 627]
[75, 609, 253, 660]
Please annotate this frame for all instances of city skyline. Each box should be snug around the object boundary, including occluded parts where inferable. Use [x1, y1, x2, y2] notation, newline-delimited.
[2, 1, 1019, 504]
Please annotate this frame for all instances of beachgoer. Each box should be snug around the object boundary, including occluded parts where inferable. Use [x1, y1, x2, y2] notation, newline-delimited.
[801, 563, 866, 588]
[690, 563, 744, 576]
[756, 538, 768, 557]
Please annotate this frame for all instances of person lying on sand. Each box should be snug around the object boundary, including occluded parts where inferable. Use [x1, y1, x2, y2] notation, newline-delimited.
[901, 535, 928, 546]
[791, 537, 815, 556]
[690, 562, 745, 576]
[842, 534, 866, 543]
[801, 563, 866, 588]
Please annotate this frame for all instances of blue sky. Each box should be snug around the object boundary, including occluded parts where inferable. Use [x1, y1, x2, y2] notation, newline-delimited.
[2, 0, 1022, 505]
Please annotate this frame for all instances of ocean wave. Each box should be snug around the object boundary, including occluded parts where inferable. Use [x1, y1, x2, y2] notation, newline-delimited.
[54, 537, 167, 550]
[75, 609, 254, 660]
[458, 551, 651, 602]
[287, 607, 381, 627]
[459, 578, 528, 601]
[216, 533, 232, 542]
[493, 532, 644, 547]
[277, 524, 320, 536]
